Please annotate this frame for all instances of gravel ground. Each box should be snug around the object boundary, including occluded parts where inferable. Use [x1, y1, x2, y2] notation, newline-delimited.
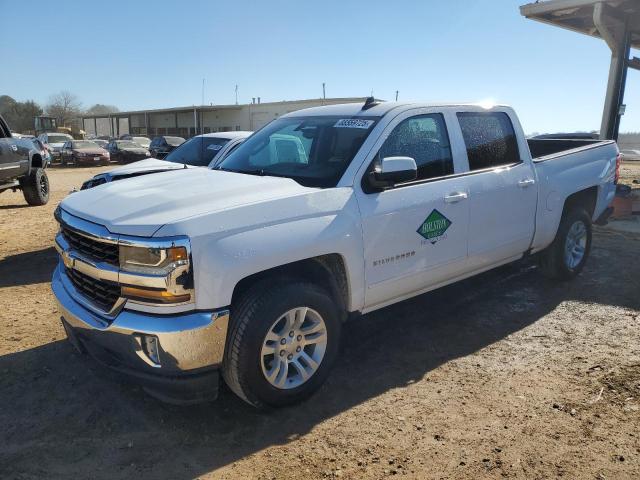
[1, 166, 639, 480]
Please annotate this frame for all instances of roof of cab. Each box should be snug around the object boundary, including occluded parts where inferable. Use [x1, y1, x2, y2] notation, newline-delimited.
[283, 101, 511, 118]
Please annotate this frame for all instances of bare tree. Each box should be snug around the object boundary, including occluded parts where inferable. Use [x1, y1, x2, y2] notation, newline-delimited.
[85, 104, 119, 116]
[45, 91, 82, 127]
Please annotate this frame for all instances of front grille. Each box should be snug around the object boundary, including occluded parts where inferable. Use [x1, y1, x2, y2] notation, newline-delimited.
[66, 268, 120, 312]
[61, 227, 119, 265]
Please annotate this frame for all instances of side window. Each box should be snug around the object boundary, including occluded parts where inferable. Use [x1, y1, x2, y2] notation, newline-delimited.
[378, 114, 453, 182]
[457, 112, 520, 171]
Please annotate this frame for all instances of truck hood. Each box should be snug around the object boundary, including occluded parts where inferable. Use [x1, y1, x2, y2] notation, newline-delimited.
[61, 168, 316, 237]
[107, 158, 190, 177]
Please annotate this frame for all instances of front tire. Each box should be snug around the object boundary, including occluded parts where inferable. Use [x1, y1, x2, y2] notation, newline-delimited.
[21, 168, 50, 206]
[223, 280, 342, 409]
[539, 207, 592, 279]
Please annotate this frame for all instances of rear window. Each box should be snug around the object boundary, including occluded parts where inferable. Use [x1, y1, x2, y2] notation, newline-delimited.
[164, 136, 185, 146]
[165, 137, 230, 166]
[457, 112, 520, 171]
[47, 134, 72, 144]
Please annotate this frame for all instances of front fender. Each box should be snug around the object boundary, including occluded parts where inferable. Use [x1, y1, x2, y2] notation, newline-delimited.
[187, 194, 365, 312]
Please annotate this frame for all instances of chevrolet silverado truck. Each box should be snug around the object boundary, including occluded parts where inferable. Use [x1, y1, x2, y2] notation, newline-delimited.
[0, 114, 50, 206]
[52, 100, 619, 407]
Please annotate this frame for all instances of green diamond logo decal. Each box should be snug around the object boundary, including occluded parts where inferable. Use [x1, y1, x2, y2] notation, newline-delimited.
[417, 209, 452, 244]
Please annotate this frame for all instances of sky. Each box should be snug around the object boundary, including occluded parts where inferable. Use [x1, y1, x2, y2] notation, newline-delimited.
[1, 0, 638, 134]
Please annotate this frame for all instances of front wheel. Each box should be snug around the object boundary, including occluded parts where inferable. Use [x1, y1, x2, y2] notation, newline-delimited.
[223, 280, 342, 408]
[539, 208, 592, 279]
[20, 168, 49, 206]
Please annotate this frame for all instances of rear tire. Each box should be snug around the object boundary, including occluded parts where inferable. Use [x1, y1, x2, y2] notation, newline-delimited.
[539, 207, 592, 280]
[222, 279, 342, 409]
[21, 168, 49, 206]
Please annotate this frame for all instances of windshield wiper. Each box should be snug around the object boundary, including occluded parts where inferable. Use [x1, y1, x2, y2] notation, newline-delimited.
[216, 166, 276, 177]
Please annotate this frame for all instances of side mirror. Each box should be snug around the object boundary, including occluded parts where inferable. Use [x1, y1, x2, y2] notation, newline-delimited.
[368, 156, 417, 189]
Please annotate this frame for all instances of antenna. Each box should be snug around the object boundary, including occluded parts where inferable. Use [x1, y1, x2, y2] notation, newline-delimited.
[362, 96, 380, 110]
[235, 84, 239, 105]
[395, 90, 399, 101]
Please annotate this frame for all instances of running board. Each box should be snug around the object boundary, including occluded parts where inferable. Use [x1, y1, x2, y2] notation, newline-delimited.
[0, 180, 19, 192]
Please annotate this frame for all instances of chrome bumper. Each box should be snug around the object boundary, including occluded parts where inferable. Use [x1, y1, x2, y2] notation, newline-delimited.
[52, 263, 229, 373]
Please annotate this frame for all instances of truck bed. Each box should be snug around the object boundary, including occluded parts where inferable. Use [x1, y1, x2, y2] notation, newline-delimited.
[527, 138, 614, 161]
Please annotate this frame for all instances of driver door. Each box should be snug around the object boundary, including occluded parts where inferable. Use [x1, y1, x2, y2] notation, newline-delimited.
[355, 110, 470, 310]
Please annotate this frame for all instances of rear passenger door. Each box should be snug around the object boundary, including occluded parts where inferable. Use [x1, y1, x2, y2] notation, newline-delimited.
[356, 110, 470, 310]
[454, 110, 537, 270]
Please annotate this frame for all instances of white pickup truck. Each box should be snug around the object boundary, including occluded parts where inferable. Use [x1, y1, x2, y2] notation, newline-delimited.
[52, 99, 619, 407]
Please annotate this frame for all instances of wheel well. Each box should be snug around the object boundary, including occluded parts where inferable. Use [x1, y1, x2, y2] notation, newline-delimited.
[31, 154, 43, 169]
[563, 186, 598, 218]
[231, 254, 350, 320]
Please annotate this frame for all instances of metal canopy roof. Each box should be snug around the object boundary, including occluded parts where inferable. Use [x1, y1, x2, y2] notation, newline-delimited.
[521, 0, 640, 50]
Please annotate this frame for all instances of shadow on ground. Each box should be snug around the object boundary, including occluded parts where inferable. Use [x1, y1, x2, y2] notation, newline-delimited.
[0, 247, 57, 288]
[0, 230, 638, 479]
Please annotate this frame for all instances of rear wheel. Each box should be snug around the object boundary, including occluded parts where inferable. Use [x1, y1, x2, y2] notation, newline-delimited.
[223, 280, 341, 408]
[539, 207, 592, 279]
[21, 168, 49, 206]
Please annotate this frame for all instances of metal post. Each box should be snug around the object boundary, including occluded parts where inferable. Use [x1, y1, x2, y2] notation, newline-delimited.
[599, 26, 631, 140]
[595, 3, 631, 141]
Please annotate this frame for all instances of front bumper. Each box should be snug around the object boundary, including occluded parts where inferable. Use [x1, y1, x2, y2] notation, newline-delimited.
[52, 264, 229, 404]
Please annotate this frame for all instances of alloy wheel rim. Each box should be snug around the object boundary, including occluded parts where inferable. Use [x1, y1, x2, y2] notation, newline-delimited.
[40, 174, 48, 196]
[260, 307, 327, 390]
[564, 220, 587, 269]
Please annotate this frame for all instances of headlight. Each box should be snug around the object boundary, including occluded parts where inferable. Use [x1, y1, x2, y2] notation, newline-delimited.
[119, 244, 192, 304]
[119, 245, 188, 275]
[104, 152, 110, 157]
[145, 151, 151, 156]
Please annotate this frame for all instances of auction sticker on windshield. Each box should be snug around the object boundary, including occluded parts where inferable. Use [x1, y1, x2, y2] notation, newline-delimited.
[334, 119, 375, 129]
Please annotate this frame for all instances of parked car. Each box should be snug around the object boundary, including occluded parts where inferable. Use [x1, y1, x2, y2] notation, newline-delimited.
[37, 132, 73, 162]
[0, 114, 50, 205]
[60, 140, 110, 166]
[106, 140, 151, 164]
[620, 149, 640, 161]
[80, 132, 251, 189]
[52, 100, 619, 407]
[532, 132, 599, 140]
[119, 134, 151, 149]
[149, 135, 185, 159]
[92, 139, 109, 149]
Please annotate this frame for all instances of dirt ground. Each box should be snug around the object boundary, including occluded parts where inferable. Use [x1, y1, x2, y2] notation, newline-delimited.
[1, 165, 639, 480]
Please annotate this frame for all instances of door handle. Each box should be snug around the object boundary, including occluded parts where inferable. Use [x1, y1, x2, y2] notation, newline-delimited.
[518, 178, 535, 188]
[10, 145, 17, 151]
[444, 192, 468, 203]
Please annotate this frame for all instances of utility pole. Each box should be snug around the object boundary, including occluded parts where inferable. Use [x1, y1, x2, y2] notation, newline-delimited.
[395, 90, 399, 101]
[322, 83, 326, 104]
[235, 84, 239, 105]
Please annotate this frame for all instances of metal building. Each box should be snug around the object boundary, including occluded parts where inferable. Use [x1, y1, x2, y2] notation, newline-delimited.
[82, 97, 369, 139]
[521, 0, 639, 140]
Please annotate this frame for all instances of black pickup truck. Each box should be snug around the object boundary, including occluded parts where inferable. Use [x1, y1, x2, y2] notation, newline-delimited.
[0, 114, 49, 206]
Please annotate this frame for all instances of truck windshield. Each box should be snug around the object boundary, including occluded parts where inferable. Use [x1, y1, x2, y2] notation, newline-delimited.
[216, 116, 379, 188]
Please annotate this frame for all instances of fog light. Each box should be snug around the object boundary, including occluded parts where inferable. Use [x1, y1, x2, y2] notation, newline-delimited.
[142, 335, 161, 366]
